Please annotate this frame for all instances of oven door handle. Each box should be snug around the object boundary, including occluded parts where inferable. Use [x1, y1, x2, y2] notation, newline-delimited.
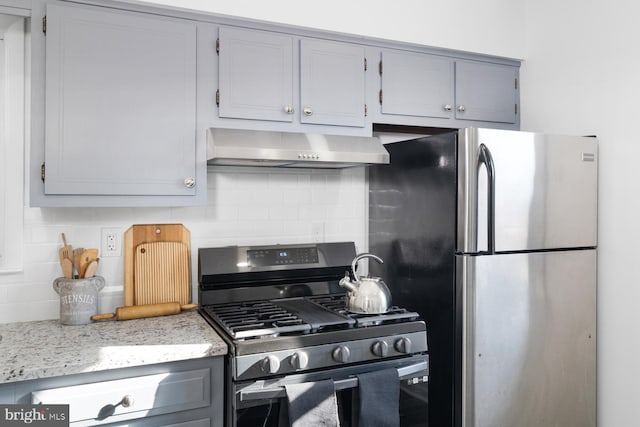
[238, 361, 428, 402]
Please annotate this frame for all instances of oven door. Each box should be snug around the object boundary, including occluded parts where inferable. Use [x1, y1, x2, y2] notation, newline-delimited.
[232, 354, 429, 427]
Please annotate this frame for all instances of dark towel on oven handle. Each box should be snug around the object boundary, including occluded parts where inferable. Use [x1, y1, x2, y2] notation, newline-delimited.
[279, 379, 340, 427]
[356, 368, 400, 427]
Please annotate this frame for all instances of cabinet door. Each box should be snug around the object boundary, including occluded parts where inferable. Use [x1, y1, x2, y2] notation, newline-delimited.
[218, 26, 294, 122]
[455, 61, 519, 124]
[300, 39, 365, 127]
[380, 50, 453, 119]
[44, 2, 197, 196]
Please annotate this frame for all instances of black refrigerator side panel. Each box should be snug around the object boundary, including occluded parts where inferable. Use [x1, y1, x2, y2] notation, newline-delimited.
[369, 133, 457, 427]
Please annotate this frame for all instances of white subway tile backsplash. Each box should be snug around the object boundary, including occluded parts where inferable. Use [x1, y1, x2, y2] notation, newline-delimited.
[0, 167, 367, 324]
[298, 204, 328, 221]
[282, 189, 312, 205]
[0, 300, 59, 324]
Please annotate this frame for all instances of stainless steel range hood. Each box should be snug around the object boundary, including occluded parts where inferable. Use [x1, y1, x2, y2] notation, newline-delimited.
[207, 128, 389, 168]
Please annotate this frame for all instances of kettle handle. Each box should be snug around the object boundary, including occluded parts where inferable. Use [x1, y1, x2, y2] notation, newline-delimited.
[351, 253, 384, 283]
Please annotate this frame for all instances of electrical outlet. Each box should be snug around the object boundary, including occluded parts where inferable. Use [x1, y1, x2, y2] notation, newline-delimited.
[101, 228, 121, 257]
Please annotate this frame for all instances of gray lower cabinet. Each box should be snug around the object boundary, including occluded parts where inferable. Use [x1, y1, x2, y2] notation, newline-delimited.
[31, 0, 205, 207]
[1, 358, 223, 427]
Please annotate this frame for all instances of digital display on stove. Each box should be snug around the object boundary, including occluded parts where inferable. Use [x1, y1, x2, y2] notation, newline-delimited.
[247, 247, 319, 266]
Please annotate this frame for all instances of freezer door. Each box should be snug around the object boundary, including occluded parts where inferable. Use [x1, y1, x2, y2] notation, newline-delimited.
[457, 250, 596, 427]
[457, 128, 598, 253]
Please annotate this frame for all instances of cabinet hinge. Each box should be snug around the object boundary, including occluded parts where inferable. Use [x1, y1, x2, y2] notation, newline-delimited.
[42, 15, 46, 34]
[515, 77, 518, 90]
[379, 90, 383, 105]
[378, 60, 383, 76]
[515, 103, 518, 115]
[216, 38, 220, 55]
[41, 162, 45, 182]
[364, 104, 368, 117]
[364, 58, 367, 72]
[216, 89, 220, 107]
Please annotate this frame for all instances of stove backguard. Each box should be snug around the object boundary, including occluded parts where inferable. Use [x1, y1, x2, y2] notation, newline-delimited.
[198, 242, 356, 305]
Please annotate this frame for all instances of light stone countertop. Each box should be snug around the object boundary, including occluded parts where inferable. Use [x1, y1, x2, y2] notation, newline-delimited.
[0, 311, 227, 384]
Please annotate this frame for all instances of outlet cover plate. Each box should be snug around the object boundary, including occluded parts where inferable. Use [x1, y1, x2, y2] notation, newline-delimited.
[101, 227, 121, 257]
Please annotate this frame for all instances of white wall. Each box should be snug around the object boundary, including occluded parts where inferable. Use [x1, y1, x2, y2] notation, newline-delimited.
[521, 1, 639, 425]
[139, 0, 525, 59]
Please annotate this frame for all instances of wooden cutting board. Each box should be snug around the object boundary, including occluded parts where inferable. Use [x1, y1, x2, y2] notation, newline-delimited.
[123, 224, 191, 306]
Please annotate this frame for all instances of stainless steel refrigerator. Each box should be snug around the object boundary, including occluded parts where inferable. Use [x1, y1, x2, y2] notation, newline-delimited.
[368, 127, 597, 427]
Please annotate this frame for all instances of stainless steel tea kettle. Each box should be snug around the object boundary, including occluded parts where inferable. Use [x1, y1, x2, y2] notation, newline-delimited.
[339, 253, 391, 314]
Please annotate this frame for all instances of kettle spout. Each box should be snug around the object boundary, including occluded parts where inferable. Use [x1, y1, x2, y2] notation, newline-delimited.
[339, 272, 358, 292]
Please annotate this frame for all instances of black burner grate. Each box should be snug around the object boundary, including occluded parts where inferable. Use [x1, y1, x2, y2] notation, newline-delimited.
[203, 294, 420, 340]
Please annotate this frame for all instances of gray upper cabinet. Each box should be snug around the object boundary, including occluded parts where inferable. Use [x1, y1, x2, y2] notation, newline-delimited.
[216, 27, 367, 129]
[376, 48, 519, 128]
[27, 0, 519, 207]
[218, 26, 294, 122]
[454, 60, 519, 124]
[380, 49, 454, 120]
[44, 2, 197, 197]
[30, 0, 206, 206]
[299, 39, 365, 127]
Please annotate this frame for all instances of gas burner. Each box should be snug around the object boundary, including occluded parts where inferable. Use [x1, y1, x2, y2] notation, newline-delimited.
[202, 301, 312, 339]
[308, 294, 420, 327]
[202, 296, 360, 340]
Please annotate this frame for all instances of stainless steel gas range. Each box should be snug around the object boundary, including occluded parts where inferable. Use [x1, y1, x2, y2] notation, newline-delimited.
[198, 242, 429, 427]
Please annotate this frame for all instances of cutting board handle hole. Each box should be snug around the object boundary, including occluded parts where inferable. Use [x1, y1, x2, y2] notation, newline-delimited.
[155, 228, 161, 234]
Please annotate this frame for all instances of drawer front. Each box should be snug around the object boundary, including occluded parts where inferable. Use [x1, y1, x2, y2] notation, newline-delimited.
[162, 418, 210, 427]
[31, 368, 210, 425]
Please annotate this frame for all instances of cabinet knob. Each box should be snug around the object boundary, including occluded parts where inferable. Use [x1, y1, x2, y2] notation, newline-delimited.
[303, 107, 313, 116]
[457, 105, 466, 113]
[96, 394, 135, 420]
[120, 395, 134, 408]
[443, 104, 453, 111]
[184, 177, 195, 188]
[284, 104, 294, 114]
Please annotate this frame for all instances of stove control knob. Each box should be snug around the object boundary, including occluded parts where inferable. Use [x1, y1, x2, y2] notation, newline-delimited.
[290, 351, 309, 370]
[372, 340, 389, 357]
[332, 345, 351, 363]
[394, 337, 412, 354]
[260, 355, 280, 374]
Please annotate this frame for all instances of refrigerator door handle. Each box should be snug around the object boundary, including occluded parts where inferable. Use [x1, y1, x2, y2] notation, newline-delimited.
[478, 144, 496, 254]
